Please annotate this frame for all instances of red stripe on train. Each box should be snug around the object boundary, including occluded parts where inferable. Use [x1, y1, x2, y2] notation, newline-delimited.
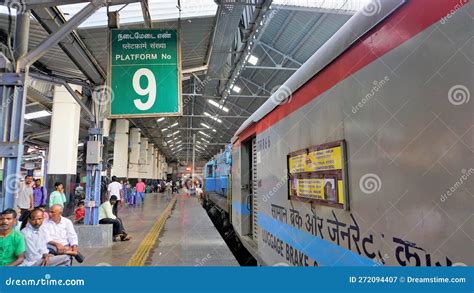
[234, 0, 467, 144]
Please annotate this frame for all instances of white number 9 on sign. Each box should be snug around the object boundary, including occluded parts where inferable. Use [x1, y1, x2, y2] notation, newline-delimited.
[133, 68, 156, 111]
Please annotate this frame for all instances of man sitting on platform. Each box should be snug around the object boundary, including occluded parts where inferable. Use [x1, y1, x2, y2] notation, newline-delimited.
[42, 204, 84, 263]
[99, 195, 131, 242]
[21, 208, 70, 266]
[0, 209, 25, 266]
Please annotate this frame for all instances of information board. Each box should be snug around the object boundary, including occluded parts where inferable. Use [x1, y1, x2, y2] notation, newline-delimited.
[287, 140, 348, 209]
[108, 29, 182, 118]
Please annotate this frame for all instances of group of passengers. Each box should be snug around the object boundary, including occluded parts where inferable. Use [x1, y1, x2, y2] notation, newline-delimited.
[0, 205, 84, 267]
[106, 176, 146, 208]
[0, 174, 135, 266]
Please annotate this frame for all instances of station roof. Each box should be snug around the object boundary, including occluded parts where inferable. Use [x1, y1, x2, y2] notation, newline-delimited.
[0, 0, 369, 165]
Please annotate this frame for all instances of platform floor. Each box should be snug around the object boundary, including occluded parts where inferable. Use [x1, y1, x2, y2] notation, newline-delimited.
[148, 195, 239, 266]
[78, 193, 170, 266]
[77, 192, 238, 266]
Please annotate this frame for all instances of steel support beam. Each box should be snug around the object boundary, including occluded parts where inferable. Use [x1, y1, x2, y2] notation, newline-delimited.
[0, 0, 143, 9]
[29, 71, 90, 90]
[140, 0, 152, 28]
[18, 1, 105, 70]
[257, 41, 303, 66]
[182, 93, 269, 99]
[239, 76, 272, 94]
[245, 65, 298, 71]
[62, 82, 95, 122]
[31, 7, 106, 84]
[179, 142, 228, 145]
[182, 65, 208, 75]
[181, 114, 248, 119]
[0, 11, 30, 210]
[272, 4, 356, 15]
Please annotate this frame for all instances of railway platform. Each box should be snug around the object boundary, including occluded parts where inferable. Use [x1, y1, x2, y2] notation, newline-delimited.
[77, 193, 237, 266]
[149, 194, 238, 266]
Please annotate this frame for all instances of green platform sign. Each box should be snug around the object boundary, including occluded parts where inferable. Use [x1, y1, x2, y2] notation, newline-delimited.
[108, 29, 182, 118]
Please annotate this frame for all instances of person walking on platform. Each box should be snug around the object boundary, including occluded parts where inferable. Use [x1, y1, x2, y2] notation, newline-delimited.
[0, 209, 25, 266]
[99, 196, 130, 242]
[135, 178, 146, 205]
[145, 183, 151, 194]
[125, 180, 132, 204]
[48, 182, 66, 209]
[165, 180, 172, 201]
[33, 178, 47, 208]
[107, 176, 123, 216]
[172, 180, 178, 194]
[129, 187, 137, 206]
[15, 175, 34, 230]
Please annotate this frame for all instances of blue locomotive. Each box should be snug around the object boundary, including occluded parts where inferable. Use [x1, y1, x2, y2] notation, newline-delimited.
[203, 144, 232, 199]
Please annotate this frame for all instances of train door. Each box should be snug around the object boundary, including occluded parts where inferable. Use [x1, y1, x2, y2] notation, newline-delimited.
[240, 137, 258, 243]
[250, 137, 258, 242]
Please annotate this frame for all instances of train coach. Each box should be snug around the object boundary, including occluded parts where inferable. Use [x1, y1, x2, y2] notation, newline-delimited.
[203, 144, 232, 211]
[204, 0, 473, 266]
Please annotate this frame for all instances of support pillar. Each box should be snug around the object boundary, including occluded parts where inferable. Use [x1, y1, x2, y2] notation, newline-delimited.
[138, 137, 148, 179]
[147, 143, 154, 179]
[153, 149, 158, 179]
[128, 128, 141, 180]
[158, 153, 164, 179]
[112, 119, 129, 179]
[47, 84, 81, 215]
[0, 11, 29, 210]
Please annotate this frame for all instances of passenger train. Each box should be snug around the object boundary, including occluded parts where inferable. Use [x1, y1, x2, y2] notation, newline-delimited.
[203, 0, 473, 266]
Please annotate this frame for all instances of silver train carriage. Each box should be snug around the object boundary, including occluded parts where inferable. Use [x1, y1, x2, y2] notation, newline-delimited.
[228, 0, 474, 266]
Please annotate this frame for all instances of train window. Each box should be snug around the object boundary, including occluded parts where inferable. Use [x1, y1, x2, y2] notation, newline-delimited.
[206, 164, 213, 177]
[287, 140, 349, 210]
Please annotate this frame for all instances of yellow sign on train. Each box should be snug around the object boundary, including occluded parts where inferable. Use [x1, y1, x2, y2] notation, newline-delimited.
[291, 178, 343, 204]
[289, 146, 342, 173]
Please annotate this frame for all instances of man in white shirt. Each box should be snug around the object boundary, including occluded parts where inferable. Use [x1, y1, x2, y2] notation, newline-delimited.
[165, 180, 172, 201]
[21, 208, 70, 266]
[15, 175, 34, 230]
[107, 176, 123, 216]
[42, 205, 84, 263]
[99, 195, 130, 242]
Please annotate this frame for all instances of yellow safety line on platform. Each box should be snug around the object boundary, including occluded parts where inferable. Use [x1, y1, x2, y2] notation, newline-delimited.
[127, 196, 177, 266]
